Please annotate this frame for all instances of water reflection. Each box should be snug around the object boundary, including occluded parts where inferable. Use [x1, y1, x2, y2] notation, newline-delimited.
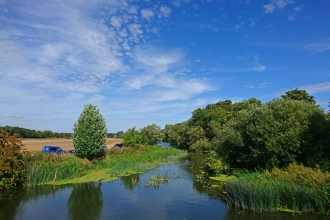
[119, 173, 141, 191]
[67, 182, 103, 220]
[0, 146, 329, 219]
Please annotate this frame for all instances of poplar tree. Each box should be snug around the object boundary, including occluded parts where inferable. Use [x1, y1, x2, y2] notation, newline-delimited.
[72, 104, 107, 160]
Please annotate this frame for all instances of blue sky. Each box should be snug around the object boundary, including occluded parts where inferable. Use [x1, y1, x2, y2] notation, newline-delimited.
[1, 0, 329, 133]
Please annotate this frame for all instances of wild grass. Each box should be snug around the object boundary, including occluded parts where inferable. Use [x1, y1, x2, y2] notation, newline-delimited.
[24, 153, 91, 186]
[223, 163, 330, 214]
[23, 146, 187, 186]
[145, 170, 179, 188]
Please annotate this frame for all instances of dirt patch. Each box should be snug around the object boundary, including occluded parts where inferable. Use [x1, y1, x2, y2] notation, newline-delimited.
[22, 138, 123, 152]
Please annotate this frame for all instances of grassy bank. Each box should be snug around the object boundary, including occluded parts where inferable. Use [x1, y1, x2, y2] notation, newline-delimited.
[23, 146, 188, 186]
[221, 163, 330, 215]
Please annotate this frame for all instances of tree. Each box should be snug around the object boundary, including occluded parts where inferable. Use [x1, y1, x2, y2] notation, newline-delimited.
[122, 127, 143, 148]
[140, 124, 163, 145]
[212, 99, 329, 170]
[281, 88, 316, 104]
[72, 104, 107, 160]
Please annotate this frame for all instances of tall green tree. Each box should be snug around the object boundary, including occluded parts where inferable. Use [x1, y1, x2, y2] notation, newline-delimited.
[140, 124, 163, 145]
[281, 88, 316, 104]
[72, 104, 107, 160]
[212, 99, 329, 170]
[122, 127, 143, 148]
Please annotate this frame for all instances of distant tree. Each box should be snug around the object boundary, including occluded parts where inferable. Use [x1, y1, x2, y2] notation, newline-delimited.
[163, 122, 190, 149]
[72, 104, 107, 160]
[122, 127, 143, 148]
[281, 88, 316, 104]
[140, 124, 163, 145]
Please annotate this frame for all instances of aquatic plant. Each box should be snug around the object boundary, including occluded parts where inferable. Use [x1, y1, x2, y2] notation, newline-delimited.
[23, 146, 187, 186]
[223, 164, 330, 214]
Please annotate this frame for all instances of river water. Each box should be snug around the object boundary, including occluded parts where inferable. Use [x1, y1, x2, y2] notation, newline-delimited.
[0, 144, 327, 220]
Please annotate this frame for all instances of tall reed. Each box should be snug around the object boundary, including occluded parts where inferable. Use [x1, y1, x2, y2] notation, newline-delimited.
[224, 164, 330, 214]
[23, 146, 187, 186]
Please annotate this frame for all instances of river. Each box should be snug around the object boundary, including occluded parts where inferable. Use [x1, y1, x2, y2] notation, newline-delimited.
[0, 143, 327, 220]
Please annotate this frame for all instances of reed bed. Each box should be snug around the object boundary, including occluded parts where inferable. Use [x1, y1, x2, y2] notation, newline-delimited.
[24, 153, 91, 186]
[23, 146, 187, 186]
[223, 164, 330, 214]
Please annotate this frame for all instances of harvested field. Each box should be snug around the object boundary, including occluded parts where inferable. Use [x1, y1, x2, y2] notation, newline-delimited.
[22, 138, 123, 152]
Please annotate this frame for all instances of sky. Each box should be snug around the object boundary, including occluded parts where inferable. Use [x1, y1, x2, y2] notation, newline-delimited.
[1, 0, 330, 133]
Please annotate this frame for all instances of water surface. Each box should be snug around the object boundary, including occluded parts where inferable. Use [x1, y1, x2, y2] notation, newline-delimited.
[0, 147, 327, 220]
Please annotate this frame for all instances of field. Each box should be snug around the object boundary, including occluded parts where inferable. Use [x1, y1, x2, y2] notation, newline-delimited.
[22, 138, 123, 152]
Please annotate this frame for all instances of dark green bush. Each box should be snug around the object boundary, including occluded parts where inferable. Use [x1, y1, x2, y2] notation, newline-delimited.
[0, 133, 27, 189]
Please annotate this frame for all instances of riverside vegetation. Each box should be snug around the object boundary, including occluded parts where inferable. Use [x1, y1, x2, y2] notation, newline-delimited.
[164, 89, 330, 215]
[1, 134, 187, 188]
[1, 89, 330, 216]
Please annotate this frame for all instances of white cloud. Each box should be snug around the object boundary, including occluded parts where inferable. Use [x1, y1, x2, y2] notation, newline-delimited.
[304, 39, 330, 52]
[300, 82, 330, 94]
[141, 8, 155, 20]
[263, 0, 295, 14]
[124, 47, 211, 101]
[159, 5, 172, 18]
[110, 16, 123, 29]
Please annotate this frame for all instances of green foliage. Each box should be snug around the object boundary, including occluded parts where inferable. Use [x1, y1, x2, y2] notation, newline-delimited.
[72, 104, 107, 160]
[281, 88, 316, 104]
[189, 138, 211, 152]
[189, 100, 233, 139]
[140, 124, 163, 145]
[225, 165, 330, 213]
[204, 150, 228, 175]
[0, 133, 27, 190]
[0, 126, 72, 138]
[232, 98, 262, 116]
[163, 122, 190, 149]
[213, 98, 330, 170]
[122, 127, 144, 148]
[24, 153, 91, 186]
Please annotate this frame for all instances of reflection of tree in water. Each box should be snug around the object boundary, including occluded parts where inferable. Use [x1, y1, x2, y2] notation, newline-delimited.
[67, 182, 103, 220]
[120, 173, 140, 192]
[0, 185, 68, 220]
[183, 153, 223, 199]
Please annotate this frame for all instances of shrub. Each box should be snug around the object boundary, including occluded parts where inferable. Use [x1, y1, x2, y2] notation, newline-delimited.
[0, 133, 27, 189]
[72, 104, 107, 160]
[122, 127, 144, 149]
[204, 150, 228, 175]
[189, 138, 211, 152]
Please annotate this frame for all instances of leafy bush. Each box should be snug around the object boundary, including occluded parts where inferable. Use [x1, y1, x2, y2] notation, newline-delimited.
[189, 138, 211, 152]
[0, 133, 27, 189]
[122, 127, 144, 148]
[204, 150, 228, 175]
[72, 104, 107, 160]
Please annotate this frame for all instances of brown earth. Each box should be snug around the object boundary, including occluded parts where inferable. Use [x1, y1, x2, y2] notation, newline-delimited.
[22, 138, 123, 152]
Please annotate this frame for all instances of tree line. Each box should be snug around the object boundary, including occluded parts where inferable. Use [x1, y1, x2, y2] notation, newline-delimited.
[0, 126, 72, 139]
[164, 89, 330, 171]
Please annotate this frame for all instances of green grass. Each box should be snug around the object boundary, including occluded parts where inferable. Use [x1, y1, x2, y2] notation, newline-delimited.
[209, 174, 237, 182]
[222, 164, 330, 214]
[23, 146, 187, 186]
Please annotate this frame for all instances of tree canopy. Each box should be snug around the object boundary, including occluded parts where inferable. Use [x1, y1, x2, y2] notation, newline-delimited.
[72, 104, 107, 160]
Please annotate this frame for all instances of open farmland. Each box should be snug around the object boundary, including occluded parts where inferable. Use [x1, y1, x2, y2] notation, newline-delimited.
[22, 138, 123, 152]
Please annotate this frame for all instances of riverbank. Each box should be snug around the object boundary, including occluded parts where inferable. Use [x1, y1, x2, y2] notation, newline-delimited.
[23, 145, 188, 186]
[212, 163, 330, 215]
